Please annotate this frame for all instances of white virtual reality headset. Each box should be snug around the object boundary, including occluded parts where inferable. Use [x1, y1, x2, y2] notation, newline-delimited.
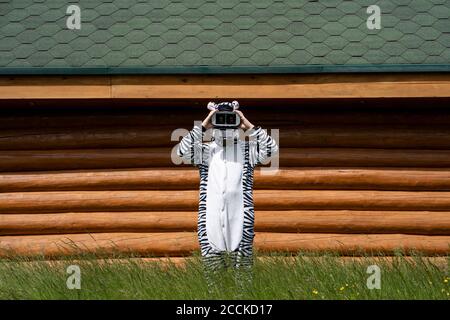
[207, 101, 241, 129]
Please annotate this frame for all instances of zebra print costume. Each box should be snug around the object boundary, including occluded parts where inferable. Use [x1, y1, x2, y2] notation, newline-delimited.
[176, 123, 278, 281]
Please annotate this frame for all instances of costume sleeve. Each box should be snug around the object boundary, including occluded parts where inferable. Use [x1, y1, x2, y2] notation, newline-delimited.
[176, 125, 208, 166]
[248, 126, 279, 167]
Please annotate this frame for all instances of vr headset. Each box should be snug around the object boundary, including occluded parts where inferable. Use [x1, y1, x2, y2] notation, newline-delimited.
[208, 101, 241, 129]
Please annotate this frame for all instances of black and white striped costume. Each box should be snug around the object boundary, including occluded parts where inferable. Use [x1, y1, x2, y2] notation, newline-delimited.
[176, 122, 278, 276]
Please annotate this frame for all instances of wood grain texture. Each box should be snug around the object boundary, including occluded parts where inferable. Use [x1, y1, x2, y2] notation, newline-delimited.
[0, 148, 174, 171]
[1, 77, 450, 258]
[0, 76, 110, 99]
[279, 148, 450, 167]
[2, 148, 450, 171]
[1, 125, 450, 150]
[1, 168, 450, 192]
[0, 232, 448, 257]
[1, 210, 449, 235]
[254, 168, 450, 191]
[253, 210, 450, 235]
[0, 127, 173, 149]
[111, 74, 450, 99]
[0, 168, 199, 191]
[0, 232, 197, 257]
[0, 211, 197, 235]
[2, 74, 450, 99]
[255, 233, 450, 255]
[2, 111, 450, 130]
[0, 190, 450, 213]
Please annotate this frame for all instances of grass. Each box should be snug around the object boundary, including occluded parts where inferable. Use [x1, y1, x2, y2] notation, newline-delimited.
[0, 252, 448, 300]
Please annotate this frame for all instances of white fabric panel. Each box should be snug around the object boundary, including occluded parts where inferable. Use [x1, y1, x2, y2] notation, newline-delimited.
[205, 136, 244, 252]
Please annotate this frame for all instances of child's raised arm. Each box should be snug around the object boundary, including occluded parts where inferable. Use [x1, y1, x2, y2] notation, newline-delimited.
[176, 110, 216, 165]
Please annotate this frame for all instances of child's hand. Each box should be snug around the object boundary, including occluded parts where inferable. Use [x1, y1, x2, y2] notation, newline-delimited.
[202, 110, 217, 129]
[235, 110, 254, 130]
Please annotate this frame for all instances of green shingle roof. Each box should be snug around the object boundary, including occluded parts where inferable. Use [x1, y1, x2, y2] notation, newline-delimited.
[0, 0, 449, 73]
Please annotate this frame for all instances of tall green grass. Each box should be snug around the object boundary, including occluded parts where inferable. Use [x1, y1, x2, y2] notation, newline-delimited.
[0, 252, 448, 300]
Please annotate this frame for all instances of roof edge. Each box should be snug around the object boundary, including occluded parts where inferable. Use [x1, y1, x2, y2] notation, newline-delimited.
[0, 64, 450, 76]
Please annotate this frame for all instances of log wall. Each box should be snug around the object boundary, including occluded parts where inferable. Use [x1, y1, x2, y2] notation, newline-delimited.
[0, 100, 450, 257]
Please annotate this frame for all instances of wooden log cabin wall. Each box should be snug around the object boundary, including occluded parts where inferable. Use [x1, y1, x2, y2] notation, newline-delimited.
[0, 74, 449, 258]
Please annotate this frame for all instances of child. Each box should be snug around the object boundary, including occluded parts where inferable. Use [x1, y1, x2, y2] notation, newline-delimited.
[176, 101, 279, 289]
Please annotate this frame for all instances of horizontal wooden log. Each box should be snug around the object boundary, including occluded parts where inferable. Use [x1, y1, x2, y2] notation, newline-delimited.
[1, 109, 450, 130]
[255, 168, 450, 191]
[0, 148, 173, 171]
[0, 127, 172, 149]
[2, 148, 450, 172]
[255, 233, 450, 255]
[0, 211, 195, 235]
[1, 125, 450, 150]
[254, 211, 450, 235]
[279, 148, 450, 167]
[111, 74, 450, 99]
[1, 211, 449, 236]
[0, 114, 194, 130]
[2, 168, 450, 192]
[0, 190, 199, 213]
[278, 125, 450, 149]
[0, 168, 199, 191]
[0, 76, 111, 99]
[0, 232, 448, 257]
[2, 74, 450, 99]
[0, 232, 196, 257]
[1, 190, 450, 213]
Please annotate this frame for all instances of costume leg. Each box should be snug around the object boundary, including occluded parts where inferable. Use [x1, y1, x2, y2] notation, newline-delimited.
[202, 251, 227, 291]
[232, 213, 255, 293]
[197, 164, 227, 290]
[234, 145, 255, 292]
[230, 250, 253, 296]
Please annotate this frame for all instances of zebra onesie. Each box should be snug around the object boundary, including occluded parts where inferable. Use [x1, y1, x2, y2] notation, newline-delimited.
[176, 102, 279, 280]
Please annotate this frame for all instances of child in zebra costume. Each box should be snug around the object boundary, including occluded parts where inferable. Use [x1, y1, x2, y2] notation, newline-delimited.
[176, 101, 278, 288]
